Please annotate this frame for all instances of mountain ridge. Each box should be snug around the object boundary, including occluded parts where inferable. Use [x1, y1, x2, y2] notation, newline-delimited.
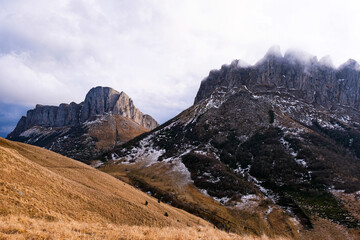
[8, 86, 158, 138]
[195, 47, 360, 112]
[7, 86, 159, 163]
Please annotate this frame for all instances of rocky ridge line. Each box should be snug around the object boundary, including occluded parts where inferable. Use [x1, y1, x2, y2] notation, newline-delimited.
[195, 46, 360, 111]
[8, 86, 158, 139]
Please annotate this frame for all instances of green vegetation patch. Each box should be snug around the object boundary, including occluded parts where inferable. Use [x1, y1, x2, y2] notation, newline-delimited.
[285, 188, 359, 228]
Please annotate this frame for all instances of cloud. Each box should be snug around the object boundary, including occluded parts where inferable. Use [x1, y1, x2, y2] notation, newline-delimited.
[0, 53, 68, 105]
[0, 126, 15, 135]
[0, 102, 29, 137]
[0, 0, 359, 129]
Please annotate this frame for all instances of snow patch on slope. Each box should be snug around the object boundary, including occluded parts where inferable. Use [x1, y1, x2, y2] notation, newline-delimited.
[19, 127, 42, 137]
[112, 129, 193, 185]
[279, 136, 307, 168]
[234, 194, 261, 209]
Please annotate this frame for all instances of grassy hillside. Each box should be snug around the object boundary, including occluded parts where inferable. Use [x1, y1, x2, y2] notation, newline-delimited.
[100, 161, 300, 236]
[0, 137, 257, 239]
[88, 115, 150, 152]
[1, 216, 293, 240]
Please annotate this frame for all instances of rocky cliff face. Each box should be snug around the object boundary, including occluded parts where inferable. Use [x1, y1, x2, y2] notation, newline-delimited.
[80, 87, 158, 129]
[195, 46, 360, 111]
[7, 102, 82, 139]
[7, 86, 158, 162]
[9, 86, 157, 138]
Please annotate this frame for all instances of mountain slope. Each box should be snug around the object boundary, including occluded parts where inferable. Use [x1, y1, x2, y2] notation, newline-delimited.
[100, 49, 360, 239]
[7, 86, 158, 163]
[0, 137, 206, 226]
[0, 137, 254, 239]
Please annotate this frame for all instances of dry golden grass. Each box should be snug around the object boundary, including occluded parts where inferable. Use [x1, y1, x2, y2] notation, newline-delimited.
[298, 218, 360, 240]
[0, 138, 207, 231]
[100, 161, 299, 238]
[0, 137, 210, 228]
[0, 215, 292, 240]
[88, 115, 148, 151]
[331, 191, 360, 222]
[0, 137, 294, 239]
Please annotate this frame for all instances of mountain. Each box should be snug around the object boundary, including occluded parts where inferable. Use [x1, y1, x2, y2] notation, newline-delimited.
[6, 86, 159, 163]
[195, 46, 360, 110]
[1, 137, 249, 239]
[100, 48, 360, 239]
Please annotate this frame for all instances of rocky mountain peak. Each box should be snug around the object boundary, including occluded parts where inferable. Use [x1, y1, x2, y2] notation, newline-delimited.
[8, 86, 159, 140]
[265, 45, 282, 58]
[340, 59, 360, 71]
[254, 45, 283, 66]
[80, 86, 158, 129]
[194, 48, 360, 110]
[80, 86, 125, 122]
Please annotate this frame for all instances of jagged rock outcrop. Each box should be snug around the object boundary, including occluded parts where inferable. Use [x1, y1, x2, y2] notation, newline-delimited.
[7, 102, 82, 139]
[195, 46, 360, 111]
[7, 86, 159, 162]
[80, 87, 158, 129]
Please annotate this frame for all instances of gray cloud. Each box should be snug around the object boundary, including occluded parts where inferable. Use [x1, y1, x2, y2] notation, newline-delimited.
[0, 101, 29, 137]
[0, 0, 359, 124]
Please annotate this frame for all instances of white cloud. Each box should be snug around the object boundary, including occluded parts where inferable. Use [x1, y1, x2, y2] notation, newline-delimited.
[0, 0, 359, 123]
[0, 53, 67, 105]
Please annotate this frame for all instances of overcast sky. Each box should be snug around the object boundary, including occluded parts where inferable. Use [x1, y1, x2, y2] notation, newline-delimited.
[0, 0, 360, 137]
